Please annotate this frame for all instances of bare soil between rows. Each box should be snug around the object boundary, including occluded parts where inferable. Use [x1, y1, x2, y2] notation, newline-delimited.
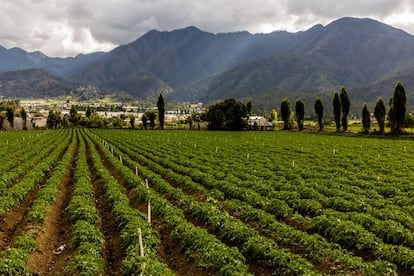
[94, 139, 207, 276]
[28, 149, 76, 275]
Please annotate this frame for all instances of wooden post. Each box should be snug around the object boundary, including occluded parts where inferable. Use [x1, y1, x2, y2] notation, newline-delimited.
[135, 167, 138, 176]
[147, 200, 151, 224]
[138, 228, 144, 257]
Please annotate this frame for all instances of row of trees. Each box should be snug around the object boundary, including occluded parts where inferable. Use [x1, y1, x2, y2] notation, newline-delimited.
[280, 81, 408, 134]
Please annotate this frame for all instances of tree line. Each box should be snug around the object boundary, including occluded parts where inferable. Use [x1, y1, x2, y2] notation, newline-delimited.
[204, 81, 411, 134]
[279, 81, 409, 134]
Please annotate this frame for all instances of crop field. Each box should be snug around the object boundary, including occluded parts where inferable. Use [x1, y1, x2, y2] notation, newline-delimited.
[0, 129, 413, 275]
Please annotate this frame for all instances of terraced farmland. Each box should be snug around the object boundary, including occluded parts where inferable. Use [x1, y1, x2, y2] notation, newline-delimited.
[0, 129, 413, 275]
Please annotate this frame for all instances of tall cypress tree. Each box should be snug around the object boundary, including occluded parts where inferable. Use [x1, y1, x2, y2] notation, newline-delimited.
[391, 81, 407, 134]
[314, 98, 324, 131]
[374, 97, 386, 134]
[157, 93, 165, 130]
[295, 99, 305, 131]
[281, 98, 291, 130]
[340, 86, 350, 131]
[333, 92, 341, 131]
[361, 104, 371, 134]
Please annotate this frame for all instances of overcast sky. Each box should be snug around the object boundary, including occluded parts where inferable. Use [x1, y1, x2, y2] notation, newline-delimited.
[1, 0, 414, 57]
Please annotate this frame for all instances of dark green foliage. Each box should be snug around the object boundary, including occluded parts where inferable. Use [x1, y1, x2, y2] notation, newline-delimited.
[280, 98, 291, 130]
[246, 99, 252, 116]
[391, 81, 407, 133]
[332, 92, 341, 131]
[340, 87, 350, 131]
[157, 93, 165, 130]
[206, 99, 248, 130]
[145, 110, 157, 130]
[85, 106, 92, 118]
[6, 105, 14, 128]
[314, 98, 324, 131]
[129, 115, 135, 129]
[361, 104, 371, 134]
[69, 105, 78, 125]
[295, 99, 305, 131]
[374, 97, 386, 134]
[47, 110, 62, 129]
[20, 107, 27, 129]
[141, 113, 148, 129]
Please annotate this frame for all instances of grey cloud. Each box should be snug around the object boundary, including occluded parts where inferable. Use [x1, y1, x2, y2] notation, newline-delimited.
[0, 0, 414, 56]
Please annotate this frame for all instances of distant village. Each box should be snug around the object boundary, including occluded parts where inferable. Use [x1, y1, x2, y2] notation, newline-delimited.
[0, 100, 207, 130]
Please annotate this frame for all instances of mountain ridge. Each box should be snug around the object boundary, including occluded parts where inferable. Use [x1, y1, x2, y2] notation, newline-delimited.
[1, 17, 414, 111]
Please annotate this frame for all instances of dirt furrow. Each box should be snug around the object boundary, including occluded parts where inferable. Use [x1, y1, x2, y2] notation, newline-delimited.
[86, 146, 125, 275]
[28, 161, 75, 275]
[95, 141, 207, 276]
[0, 184, 41, 250]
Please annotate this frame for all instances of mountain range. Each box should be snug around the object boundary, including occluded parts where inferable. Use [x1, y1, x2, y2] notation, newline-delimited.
[1, 17, 414, 114]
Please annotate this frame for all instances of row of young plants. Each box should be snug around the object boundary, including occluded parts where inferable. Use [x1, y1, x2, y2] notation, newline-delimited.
[148, 147, 414, 253]
[82, 131, 174, 275]
[92, 129, 414, 273]
[93, 130, 398, 275]
[128, 131, 414, 232]
[85, 130, 253, 276]
[0, 130, 66, 189]
[0, 129, 73, 217]
[0, 129, 76, 275]
[65, 130, 105, 275]
[0, 131, 58, 174]
[133, 133, 414, 270]
[89, 131, 335, 275]
[117, 131, 414, 236]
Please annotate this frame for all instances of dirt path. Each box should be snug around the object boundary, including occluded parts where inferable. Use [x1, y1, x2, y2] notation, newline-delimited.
[0, 184, 41, 250]
[28, 151, 76, 275]
[86, 144, 125, 276]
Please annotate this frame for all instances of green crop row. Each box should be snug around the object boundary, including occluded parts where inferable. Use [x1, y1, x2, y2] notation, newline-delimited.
[89, 131, 323, 275]
[0, 129, 75, 276]
[83, 130, 174, 275]
[64, 129, 104, 275]
[86, 129, 252, 276]
[0, 130, 66, 189]
[0, 129, 72, 217]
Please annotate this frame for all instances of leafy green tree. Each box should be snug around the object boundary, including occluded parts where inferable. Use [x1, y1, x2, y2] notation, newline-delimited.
[314, 98, 324, 131]
[6, 105, 14, 128]
[340, 87, 351, 131]
[246, 99, 252, 116]
[86, 106, 92, 118]
[141, 113, 148, 129]
[69, 105, 78, 125]
[270, 109, 278, 122]
[129, 115, 136, 129]
[361, 104, 371, 134]
[146, 110, 157, 130]
[295, 99, 305, 131]
[20, 107, 27, 130]
[391, 81, 407, 133]
[374, 97, 386, 134]
[187, 115, 193, 130]
[157, 93, 165, 130]
[47, 110, 61, 129]
[281, 98, 291, 130]
[0, 113, 5, 129]
[206, 99, 248, 130]
[333, 92, 341, 131]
